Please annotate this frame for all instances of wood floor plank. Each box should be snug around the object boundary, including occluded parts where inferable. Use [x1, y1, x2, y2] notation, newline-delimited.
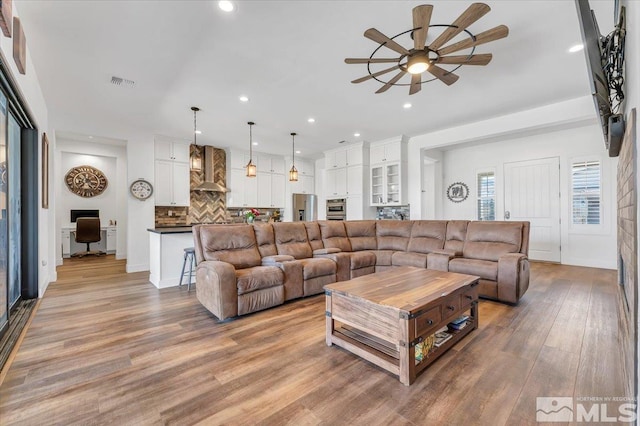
[0, 258, 628, 425]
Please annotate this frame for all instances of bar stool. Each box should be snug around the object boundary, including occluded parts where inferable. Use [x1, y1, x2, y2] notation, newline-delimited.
[179, 247, 196, 291]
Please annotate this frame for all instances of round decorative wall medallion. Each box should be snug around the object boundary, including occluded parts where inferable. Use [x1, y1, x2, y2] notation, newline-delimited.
[446, 182, 469, 203]
[130, 179, 153, 201]
[65, 165, 108, 198]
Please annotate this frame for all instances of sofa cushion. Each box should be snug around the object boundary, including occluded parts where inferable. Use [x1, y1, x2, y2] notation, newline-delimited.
[344, 221, 377, 251]
[350, 251, 377, 270]
[304, 222, 324, 251]
[235, 266, 284, 295]
[449, 258, 498, 281]
[253, 224, 277, 257]
[319, 221, 352, 252]
[376, 221, 412, 251]
[371, 250, 395, 266]
[197, 224, 261, 269]
[392, 252, 428, 268]
[272, 222, 313, 259]
[407, 220, 447, 254]
[297, 258, 336, 279]
[463, 222, 523, 261]
[444, 220, 469, 255]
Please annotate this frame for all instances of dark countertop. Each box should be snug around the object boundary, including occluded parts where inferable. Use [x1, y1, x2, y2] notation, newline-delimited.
[147, 226, 194, 234]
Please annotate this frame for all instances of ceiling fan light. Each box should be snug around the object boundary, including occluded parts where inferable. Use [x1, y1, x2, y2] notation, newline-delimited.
[407, 55, 429, 74]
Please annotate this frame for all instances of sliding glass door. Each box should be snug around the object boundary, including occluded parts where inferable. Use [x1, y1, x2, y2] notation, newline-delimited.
[8, 112, 20, 308]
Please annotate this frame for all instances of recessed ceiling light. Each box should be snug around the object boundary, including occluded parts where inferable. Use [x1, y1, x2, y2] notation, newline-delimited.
[194, 130, 202, 135]
[296, 150, 301, 154]
[354, 133, 360, 137]
[568, 43, 584, 53]
[307, 118, 315, 123]
[403, 103, 412, 109]
[88, 136, 93, 139]
[218, 1, 234, 12]
[239, 95, 249, 102]
[252, 141, 258, 146]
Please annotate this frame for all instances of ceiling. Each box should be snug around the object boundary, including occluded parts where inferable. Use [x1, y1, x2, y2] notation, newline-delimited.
[16, 0, 609, 158]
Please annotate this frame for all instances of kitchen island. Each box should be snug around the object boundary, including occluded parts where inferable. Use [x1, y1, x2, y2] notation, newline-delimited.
[148, 226, 196, 289]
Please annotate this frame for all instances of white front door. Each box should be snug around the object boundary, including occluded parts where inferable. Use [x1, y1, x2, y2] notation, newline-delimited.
[504, 157, 561, 262]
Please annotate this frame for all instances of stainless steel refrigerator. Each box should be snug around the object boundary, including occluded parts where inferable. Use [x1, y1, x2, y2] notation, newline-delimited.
[292, 193, 317, 221]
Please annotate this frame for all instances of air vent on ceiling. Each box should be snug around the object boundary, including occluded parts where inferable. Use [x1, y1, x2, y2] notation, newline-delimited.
[110, 76, 135, 88]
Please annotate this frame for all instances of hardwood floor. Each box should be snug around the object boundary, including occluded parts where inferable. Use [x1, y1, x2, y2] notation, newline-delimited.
[0, 258, 628, 425]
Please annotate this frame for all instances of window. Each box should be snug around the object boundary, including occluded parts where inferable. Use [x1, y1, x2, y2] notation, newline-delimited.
[571, 160, 601, 225]
[477, 171, 495, 221]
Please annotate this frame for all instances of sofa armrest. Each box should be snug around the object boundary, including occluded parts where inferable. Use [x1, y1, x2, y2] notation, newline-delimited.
[313, 248, 341, 255]
[195, 260, 238, 320]
[427, 251, 452, 271]
[262, 255, 295, 265]
[497, 253, 530, 304]
[314, 251, 350, 282]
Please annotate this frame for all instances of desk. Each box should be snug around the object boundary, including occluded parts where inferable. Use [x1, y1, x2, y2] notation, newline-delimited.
[61, 225, 117, 258]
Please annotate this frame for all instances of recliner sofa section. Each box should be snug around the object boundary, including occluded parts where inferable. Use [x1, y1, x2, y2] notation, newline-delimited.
[193, 219, 530, 320]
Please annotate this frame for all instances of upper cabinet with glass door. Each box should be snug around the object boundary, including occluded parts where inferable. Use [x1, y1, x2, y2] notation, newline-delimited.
[369, 136, 408, 206]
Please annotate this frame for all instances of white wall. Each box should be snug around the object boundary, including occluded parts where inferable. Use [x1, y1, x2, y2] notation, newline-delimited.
[438, 123, 617, 269]
[54, 139, 127, 263]
[4, 3, 51, 296]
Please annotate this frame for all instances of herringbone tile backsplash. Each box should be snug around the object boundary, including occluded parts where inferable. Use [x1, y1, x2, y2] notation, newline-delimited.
[154, 145, 229, 226]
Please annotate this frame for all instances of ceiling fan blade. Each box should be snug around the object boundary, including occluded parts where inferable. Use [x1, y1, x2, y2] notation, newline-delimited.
[438, 25, 509, 56]
[351, 64, 401, 84]
[437, 53, 492, 65]
[345, 58, 400, 64]
[412, 4, 433, 51]
[429, 3, 491, 51]
[375, 71, 406, 93]
[364, 28, 410, 56]
[427, 64, 459, 86]
[409, 73, 422, 95]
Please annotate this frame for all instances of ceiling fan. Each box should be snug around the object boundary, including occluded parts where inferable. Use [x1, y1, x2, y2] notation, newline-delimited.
[345, 3, 509, 95]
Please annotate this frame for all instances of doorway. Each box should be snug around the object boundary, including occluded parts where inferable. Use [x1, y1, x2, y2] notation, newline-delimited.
[504, 157, 561, 262]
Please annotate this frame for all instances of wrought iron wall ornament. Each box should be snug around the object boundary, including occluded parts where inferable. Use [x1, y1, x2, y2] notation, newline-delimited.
[447, 182, 469, 203]
[65, 165, 108, 198]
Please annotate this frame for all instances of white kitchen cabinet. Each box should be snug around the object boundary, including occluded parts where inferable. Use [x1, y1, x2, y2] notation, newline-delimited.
[258, 153, 286, 174]
[228, 169, 258, 207]
[370, 162, 405, 206]
[369, 136, 408, 206]
[297, 158, 314, 176]
[154, 160, 190, 206]
[325, 167, 347, 197]
[347, 165, 363, 195]
[290, 173, 314, 194]
[229, 149, 251, 170]
[155, 140, 189, 162]
[346, 194, 363, 220]
[325, 149, 347, 169]
[258, 172, 285, 208]
[346, 146, 363, 166]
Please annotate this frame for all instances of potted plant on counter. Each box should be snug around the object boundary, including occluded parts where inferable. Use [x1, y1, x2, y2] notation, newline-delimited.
[244, 208, 260, 223]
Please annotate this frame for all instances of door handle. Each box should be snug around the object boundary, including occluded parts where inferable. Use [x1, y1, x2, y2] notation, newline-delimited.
[505, 211, 510, 219]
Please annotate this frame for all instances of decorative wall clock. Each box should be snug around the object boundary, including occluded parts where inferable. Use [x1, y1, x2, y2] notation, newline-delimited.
[446, 182, 469, 203]
[65, 165, 108, 198]
[130, 179, 153, 201]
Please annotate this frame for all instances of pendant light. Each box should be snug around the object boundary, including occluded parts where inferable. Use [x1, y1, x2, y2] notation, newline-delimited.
[190, 106, 202, 171]
[289, 132, 298, 182]
[246, 121, 257, 177]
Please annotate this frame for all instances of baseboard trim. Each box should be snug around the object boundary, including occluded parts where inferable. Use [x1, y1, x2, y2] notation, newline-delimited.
[126, 263, 149, 273]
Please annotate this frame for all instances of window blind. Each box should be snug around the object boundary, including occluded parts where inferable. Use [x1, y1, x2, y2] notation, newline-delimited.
[571, 160, 600, 225]
[477, 171, 495, 221]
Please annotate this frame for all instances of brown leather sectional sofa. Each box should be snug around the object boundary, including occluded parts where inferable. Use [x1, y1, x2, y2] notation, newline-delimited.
[193, 220, 530, 320]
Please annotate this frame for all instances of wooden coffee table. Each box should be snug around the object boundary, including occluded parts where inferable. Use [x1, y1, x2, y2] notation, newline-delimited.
[324, 266, 479, 385]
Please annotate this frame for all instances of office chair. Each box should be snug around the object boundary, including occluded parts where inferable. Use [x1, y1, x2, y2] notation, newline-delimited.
[72, 217, 105, 257]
